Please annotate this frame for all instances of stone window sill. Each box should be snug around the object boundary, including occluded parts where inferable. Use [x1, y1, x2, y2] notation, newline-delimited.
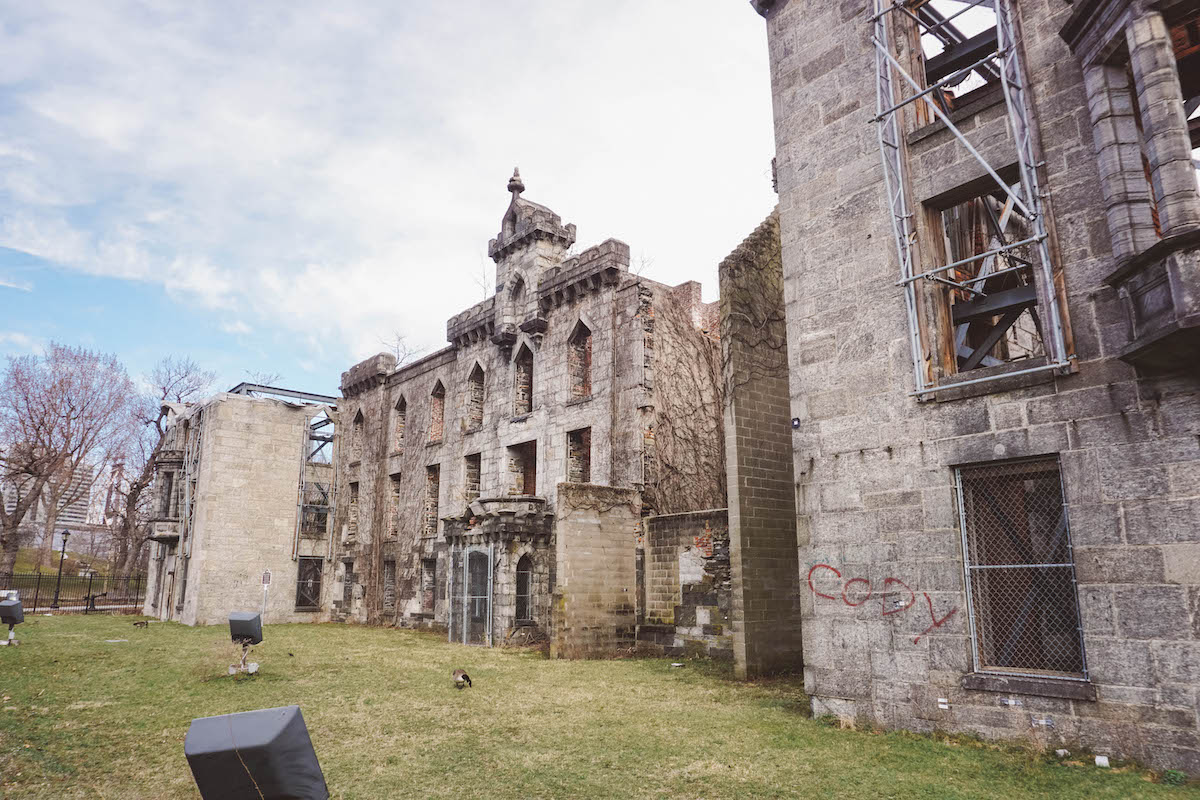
[510, 413, 531, 423]
[426, 439, 442, 448]
[566, 395, 593, 407]
[923, 356, 1068, 403]
[464, 425, 483, 436]
[961, 672, 1096, 701]
[294, 606, 320, 613]
[389, 449, 404, 457]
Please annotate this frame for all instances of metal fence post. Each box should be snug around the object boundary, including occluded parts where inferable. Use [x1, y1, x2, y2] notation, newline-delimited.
[134, 574, 143, 611]
[32, 573, 41, 613]
[85, 573, 95, 614]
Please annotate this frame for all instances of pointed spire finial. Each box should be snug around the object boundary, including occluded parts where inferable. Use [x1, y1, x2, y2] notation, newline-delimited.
[507, 167, 524, 196]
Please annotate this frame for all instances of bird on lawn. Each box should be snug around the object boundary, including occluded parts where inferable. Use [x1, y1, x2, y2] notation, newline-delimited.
[132, 620, 149, 629]
[453, 669, 472, 689]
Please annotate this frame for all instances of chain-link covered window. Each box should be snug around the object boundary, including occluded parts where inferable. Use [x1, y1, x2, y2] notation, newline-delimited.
[957, 457, 1087, 680]
[295, 557, 322, 610]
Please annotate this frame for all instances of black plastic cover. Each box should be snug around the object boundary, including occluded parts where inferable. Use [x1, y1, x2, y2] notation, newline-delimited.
[229, 611, 263, 644]
[0, 598, 22, 625]
[184, 705, 329, 799]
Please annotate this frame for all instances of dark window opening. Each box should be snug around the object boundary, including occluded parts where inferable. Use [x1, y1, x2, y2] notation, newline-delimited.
[421, 558, 437, 612]
[567, 428, 591, 484]
[516, 554, 533, 622]
[388, 474, 401, 540]
[464, 453, 481, 506]
[957, 457, 1086, 678]
[348, 482, 360, 539]
[467, 365, 485, 430]
[513, 345, 534, 416]
[296, 557, 322, 609]
[159, 471, 175, 517]
[383, 560, 396, 612]
[424, 465, 440, 537]
[394, 397, 407, 452]
[430, 382, 446, 443]
[568, 322, 592, 399]
[351, 410, 364, 462]
[507, 440, 537, 496]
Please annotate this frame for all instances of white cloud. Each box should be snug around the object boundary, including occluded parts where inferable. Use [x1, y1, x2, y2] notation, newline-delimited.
[0, 331, 44, 354]
[220, 320, 253, 336]
[0, 276, 32, 291]
[0, 1, 776, 367]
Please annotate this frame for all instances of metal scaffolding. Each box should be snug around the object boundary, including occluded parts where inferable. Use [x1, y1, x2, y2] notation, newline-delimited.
[872, 0, 1071, 397]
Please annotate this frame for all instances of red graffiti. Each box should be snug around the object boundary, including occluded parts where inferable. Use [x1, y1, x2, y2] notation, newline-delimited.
[807, 564, 957, 644]
[841, 578, 872, 607]
[881, 576, 915, 616]
[914, 592, 958, 643]
[808, 563, 841, 600]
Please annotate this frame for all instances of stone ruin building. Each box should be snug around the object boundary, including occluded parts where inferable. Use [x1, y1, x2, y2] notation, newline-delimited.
[143, 384, 338, 626]
[329, 171, 727, 654]
[139, 0, 1200, 772]
[738, 0, 1200, 773]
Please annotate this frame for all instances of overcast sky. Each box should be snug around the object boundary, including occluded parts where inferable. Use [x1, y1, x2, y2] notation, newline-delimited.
[0, 1, 776, 394]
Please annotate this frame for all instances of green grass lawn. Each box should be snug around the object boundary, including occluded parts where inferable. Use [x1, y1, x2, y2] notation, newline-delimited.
[0, 616, 1193, 799]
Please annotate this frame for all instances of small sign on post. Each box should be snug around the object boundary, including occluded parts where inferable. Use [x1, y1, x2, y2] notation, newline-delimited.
[261, 570, 272, 618]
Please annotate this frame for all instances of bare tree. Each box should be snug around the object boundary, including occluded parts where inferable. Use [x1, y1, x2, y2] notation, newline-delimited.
[108, 356, 214, 578]
[32, 459, 93, 570]
[0, 344, 134, 573]
[244, 369, 283, 386]
[382, 333, 424, 369]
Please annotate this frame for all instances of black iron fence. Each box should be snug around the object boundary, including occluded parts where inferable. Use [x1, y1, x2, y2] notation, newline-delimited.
[0, 572, 146, 615]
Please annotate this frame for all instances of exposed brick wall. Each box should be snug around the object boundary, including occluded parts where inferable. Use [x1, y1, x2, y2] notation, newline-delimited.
[387, 475, 400, 540]
[393, 398, 406, 452]
[551, 484, 640, 658]
[567, 428, 591, 483]
[383, 559, 396, 611]
[720, 209, 802, 678]
[423, 466, 439, 537]
[348, 482, 360, 540]
[463, 453, 481, 504]
[568, 326, 592, 398]
[514, 346, 533, 415]
[467, 366, 485, 430]
[639, 509, 732, 660]
[429, 383, 445, 443]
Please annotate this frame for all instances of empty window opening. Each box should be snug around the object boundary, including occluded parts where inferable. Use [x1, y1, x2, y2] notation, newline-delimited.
[393, 397, 407, 452]
[516, 554, 533, 622]
[938, 192, 1046, 373]
[430, 382, 446, 443]
[348, 482, 360, 539]
[421, 558, 437, 612]
[295, 557, 323, 610]
[567, 428, 591, 484]
[508, 440, 537, 496]
[464, 453, 481, 506]
[957, 457, 1086, 679]
[513, 345, 534, 416]
[351, 410, 365, 462]
[307, 410, 334, 464]
[424, 465, 440, 537]
[342, 561, 355, 605]
[918, 1, 1000, 110]
[383, 559, 397, 613]
[300, 481, 332, 537]
[159, 471, 175, 517]
[568, 322, 593, 399]
[467, 365, 485, 430]
[388, 474, 401, 540]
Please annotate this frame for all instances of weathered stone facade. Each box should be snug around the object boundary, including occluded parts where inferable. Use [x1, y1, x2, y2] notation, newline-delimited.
[748, 0, 1200, 772]
[143, 390, 337, 626]
[328, 172, 725, 650]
